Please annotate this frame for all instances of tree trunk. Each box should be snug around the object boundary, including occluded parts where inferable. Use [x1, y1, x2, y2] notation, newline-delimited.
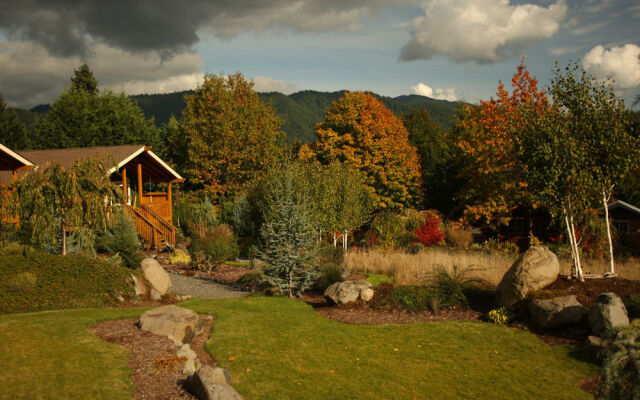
[343, 230, 348, 252]
[564, 211, 583, 281]
[61, 219, 67, 256]
[603, 188, 615, 275]
[333, 231, 337, 247]
[288, 271, 293, 298]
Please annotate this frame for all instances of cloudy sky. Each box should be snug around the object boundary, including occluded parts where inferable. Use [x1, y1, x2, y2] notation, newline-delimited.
[0, 0, 638, 108]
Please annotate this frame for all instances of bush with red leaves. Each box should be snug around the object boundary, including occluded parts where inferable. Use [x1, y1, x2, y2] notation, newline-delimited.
[414, 211, 445, 246]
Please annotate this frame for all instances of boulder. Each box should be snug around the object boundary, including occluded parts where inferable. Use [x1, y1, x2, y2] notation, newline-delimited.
[177, 343, 201, 375]
[187, 366, 242, 400]
[141, 257, 172, 298]
[324, 280, 374, 305]
[496, 246, 559, 308]
[528, 295, 587, 329]
[139, 305, 203, 345]
[131, 274, 146, 296]
[588, 292, 629, 336]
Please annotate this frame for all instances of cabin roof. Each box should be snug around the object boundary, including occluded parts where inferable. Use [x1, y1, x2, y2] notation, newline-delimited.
[0, 143, 33, 171]
[0, 145, 183, 184]
[607, 200, 640, 218]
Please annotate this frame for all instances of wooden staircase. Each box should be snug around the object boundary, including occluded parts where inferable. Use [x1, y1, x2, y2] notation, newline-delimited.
[128, 204, 177, 249]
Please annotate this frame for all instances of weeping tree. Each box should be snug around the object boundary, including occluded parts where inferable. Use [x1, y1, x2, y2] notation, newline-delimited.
[12, 157, 121, 255]
[258, 165, 319, 297]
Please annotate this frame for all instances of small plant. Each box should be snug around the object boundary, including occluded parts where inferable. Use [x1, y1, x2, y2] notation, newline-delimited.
[598, 320, 640, 400]
[237, 270, 274, 292]
[625, 295, 640, 320]
[487, 307, 511, 325]
[6, 271, 37, 293]
[414, 210, 445, 246]
[431, 265, 488, 308]
[365, 273, 393, 286]
[168, 249, 192, 266]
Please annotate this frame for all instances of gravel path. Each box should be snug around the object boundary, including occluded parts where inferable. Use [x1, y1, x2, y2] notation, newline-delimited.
[169, 272, 248, 299]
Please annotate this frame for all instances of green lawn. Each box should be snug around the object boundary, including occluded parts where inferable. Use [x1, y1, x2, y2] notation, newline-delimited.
[0, 298, 599, 400]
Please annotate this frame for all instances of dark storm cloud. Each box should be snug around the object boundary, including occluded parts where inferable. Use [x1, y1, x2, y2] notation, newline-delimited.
[0, 0, 413, 57]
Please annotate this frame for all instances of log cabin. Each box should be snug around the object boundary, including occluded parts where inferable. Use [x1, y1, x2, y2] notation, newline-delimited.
[0, 144, 183, 248]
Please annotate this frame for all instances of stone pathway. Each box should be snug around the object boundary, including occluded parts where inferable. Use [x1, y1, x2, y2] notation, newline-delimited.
[169, 272, 248, 299]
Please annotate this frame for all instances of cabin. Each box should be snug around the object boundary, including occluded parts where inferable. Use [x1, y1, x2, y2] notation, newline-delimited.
[607, 200, 640, 254]
[0, 144, 183, 248]
[0, 143, 34, 224]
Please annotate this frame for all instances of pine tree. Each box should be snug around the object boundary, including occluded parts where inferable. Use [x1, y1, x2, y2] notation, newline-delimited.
[0, 93, 30, 149]
[71, 64, 98, 95]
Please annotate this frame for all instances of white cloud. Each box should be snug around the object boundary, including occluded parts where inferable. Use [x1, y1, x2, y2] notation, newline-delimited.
[411, 82, 457, 101]
[583, 43, 640, 89]
[400, 0, 568, 63]
[0, 41, 203, 107]
[252, 76, 297, 94]
[548, 46, 582, 56]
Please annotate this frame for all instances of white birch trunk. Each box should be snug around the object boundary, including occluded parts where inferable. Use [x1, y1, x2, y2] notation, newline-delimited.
[343, 230, 348, 252]
[603, 188, 615, 274]
[569, 214, 584, 281]
[564, 212, 583, 281]
[333, 231, 337, 247]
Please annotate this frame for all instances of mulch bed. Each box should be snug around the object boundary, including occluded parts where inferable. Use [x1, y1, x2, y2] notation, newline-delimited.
[164, 263, 252, 284]
[535, 276, 640, 306]
[90, 315, 215, 400]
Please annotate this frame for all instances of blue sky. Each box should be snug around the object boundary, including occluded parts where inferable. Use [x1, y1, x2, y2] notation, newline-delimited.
[0, 0, 638, 108]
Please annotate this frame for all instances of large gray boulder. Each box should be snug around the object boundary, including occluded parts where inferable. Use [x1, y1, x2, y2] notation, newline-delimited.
[187, 366, 242, 400]
[139, 305, 203, 345]
[324, 280, 374, 305]
[529, 295, 587, 329]
[141, 258, 172, 300]
[496, 246, 560, 308]
[588, 292, 629, 336]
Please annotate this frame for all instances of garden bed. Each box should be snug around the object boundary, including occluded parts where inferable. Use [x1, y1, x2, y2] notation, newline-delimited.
[533, 276, 640, 307]
[164, 262, 253, 284]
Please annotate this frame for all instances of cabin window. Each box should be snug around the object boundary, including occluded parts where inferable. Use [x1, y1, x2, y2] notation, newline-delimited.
[613, 221, 629, 234]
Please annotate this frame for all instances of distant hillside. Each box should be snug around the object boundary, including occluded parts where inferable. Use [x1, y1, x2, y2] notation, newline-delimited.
[19, 90, 463, 143]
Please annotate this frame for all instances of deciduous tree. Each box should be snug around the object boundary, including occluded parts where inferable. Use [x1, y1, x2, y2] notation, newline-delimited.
[312, 92, 421, 210]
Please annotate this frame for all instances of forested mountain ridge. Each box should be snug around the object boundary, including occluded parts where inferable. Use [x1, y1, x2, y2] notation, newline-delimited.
[16, 90, 464, 143]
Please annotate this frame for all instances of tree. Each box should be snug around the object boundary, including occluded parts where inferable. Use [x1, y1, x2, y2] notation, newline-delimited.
[12, 158, 121, 255]
[258, 165, 319, 297]
[33, 66, 162, 152]
[312, 92, 421, 210]
[454, 60, 550, 225]
[0, 93, 30, 149]
[163, 115, 189, 170]
[70, 64, 98, 95]
[182, 73, 285, 201]
[548, 62, 639, 275]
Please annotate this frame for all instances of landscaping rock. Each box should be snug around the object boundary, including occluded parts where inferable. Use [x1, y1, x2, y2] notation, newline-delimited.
[588, 292, 629, 336]
[496, 246, 559, 308]
[187, 366, 242, 400]
[528, 295, 587, 329]
[587, 335, 603, 348]
[139, 305, 203, 345]
[131, 274, 146, 296]
[177, 343, 201, 375]
[324, 280, 374, 305]
[141, 257, 172, 297]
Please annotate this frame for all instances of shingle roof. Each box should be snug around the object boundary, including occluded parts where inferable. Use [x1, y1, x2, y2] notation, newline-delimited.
[0, 143, 33, 171]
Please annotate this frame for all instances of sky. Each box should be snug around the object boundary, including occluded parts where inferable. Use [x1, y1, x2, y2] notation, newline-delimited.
[0, 0, 638, 109]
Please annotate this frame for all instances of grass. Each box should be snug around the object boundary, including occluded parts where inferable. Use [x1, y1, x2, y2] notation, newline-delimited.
[365, 273, 393, 286]
[0, 307, 144, 400]
[0, 251, 134, 314]
[0, 298, 599, 399]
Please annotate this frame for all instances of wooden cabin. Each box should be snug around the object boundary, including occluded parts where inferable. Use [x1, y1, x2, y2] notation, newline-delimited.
[0, 143, 34, 224]
[0, 145, 183, 248]
[607, 200, 640, 254]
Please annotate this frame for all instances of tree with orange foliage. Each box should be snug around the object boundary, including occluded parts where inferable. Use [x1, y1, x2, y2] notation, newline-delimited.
[182, 73, 285, 201]
[454, 59, 550, 225]
[311, 92, 421, 210]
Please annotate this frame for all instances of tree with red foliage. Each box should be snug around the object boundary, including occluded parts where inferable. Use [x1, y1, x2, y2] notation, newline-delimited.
[414, 211, 445, 246]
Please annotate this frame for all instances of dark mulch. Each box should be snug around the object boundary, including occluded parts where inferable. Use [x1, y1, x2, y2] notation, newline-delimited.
[535, 276, 640, 307]
[164, 263, 252, 284]
[580, 375, 601, 397]
[317, 302, 482, 324]
[90, 315, 215, 400]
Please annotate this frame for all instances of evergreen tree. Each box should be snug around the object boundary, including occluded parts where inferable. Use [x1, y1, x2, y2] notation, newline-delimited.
[71, 64, 98, 95]
[0, 93, 30, 149]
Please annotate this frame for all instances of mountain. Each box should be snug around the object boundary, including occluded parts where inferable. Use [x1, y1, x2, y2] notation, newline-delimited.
[19, 90, 463, 143]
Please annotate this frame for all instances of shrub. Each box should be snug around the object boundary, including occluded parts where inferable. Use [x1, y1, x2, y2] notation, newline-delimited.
[371, 285, 439, 312]
[318, 243, 345, 265]
[599, 320, 640, 400]
[97, 208, 142, 269]
[178, 196, 218, 238]
[487, 307, 512, 325]
[0, 252, 133, 314]
[0, 242, 36, 257]
[237, 270, 274, 292]
[316, 262, 344, 290]
[481, 238, 519, 255]
[168, 249, 192, 266]
[408, 243, 424, 254]
[191, 225, 239, 272]
[445, 223, 474, 248]
[371, 211, 415, 250]
[414, 211, 445, 246]
[220, 194, 254, 238]
[431, 265, 488, 308]
[625, 295, 640, 320]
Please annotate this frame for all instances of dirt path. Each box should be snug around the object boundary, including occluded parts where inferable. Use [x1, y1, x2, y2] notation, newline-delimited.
[169, 272, 248, 299]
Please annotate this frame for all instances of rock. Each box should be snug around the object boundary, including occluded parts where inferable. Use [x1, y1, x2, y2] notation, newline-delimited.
[496, 246, 560, 308]
[139, 305, 203, 345]
[324, 280, 374, 305]
[131, 274, 146, 296]
[177, 344, 200, 375]
[187, 366, 242, 400]
[587, 335, 603, 347]
[588, 292, 629, 336]
[176, 294, 192, 302]
[116, 294, 125, 303]
[150, 288, 162, 301]
[141, 257, 172, 297]
[528, 295, 587, 329]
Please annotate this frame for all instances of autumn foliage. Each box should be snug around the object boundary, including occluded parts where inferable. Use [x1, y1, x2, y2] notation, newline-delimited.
[414, 211, 445, 246]
[311, 92, 422, 210]
[455, 60, 550, 224]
